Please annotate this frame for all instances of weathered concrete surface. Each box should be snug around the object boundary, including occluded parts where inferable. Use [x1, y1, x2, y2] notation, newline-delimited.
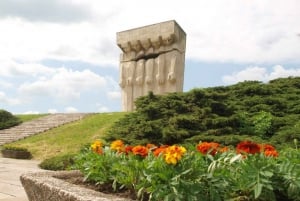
[0, 113, 90, 145]
[0, 157, 43, 201]
[20, 170, 133, 201]
[117, 20, 186, 111]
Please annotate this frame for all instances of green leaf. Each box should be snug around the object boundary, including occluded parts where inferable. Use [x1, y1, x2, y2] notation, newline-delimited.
[254, 183, 263, 199]
[137, 187, 145, 199]
[260, 170, 273, 177]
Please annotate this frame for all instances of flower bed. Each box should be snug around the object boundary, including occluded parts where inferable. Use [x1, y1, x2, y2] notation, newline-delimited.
[73, 140, 300, 201]
[20, 170, 132, 201]
[1, 145, 31, 159]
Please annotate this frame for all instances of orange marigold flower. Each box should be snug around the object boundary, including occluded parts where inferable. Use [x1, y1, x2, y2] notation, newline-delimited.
[153, 145, 169, 157]
[236, 141, 260, 154]
[91, 140, 103, 155]
[264, 150, 279, 157]
[219, 146, 229, 153]
[110, 140, 125, 152]
[146, 143, 157, 149]
[164, 145, 186, 165]
[132, 145, 149, 157]
[196, 142, 220, 156]
[261, 144, 279, 157]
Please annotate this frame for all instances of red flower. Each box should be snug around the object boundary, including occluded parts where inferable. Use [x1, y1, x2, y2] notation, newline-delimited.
[132, 145, 149, 157]
[124, 145, 133, 154]
[196, 142, 220, 156]
[153, 145, 169, 157]
[236, 141, 261, 154]
[262, 144, 276, 151]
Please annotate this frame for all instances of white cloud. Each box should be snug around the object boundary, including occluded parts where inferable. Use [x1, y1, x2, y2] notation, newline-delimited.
[0, 0, 299, 68]
[0, 79, 13, 88]
[98, 106, 109, 113]
[107, 91, 121, 100]
[267, 65, 300, 80]
[65, 106, 78, 113]
[48, 109, 58, 114]
[96, 102, 110, 112]
[18, 67, 107, 101]
[0, 59, 55, 77]
[0, 18, 118, 67]
[222, 65, 300, 84]
[23, 110, 40, 114]
[184, 0, 300, 63]
[222, 67, 267, 84]
[0, 91, 21, 105]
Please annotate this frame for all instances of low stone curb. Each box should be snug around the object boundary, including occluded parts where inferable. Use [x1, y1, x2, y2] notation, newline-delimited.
[20, 170, 133, 201]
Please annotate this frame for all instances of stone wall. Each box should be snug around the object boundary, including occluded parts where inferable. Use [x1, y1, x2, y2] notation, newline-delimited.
[21, 171, 133, 201]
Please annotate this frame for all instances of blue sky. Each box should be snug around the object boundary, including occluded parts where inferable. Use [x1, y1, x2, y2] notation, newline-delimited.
[0, 0, 299, 114]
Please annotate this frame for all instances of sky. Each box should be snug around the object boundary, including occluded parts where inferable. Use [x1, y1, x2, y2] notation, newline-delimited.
[0, 0, 299, 114]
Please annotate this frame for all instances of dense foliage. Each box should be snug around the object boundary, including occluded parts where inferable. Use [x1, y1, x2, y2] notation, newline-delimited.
[39, 153, 76, 170]
[106, 77, 300, 147]
[74, 140, 300, 201]
[0, 109, 22, 130]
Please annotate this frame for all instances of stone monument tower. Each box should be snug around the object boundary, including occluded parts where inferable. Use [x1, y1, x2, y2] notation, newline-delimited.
[117, 20, 186, 111]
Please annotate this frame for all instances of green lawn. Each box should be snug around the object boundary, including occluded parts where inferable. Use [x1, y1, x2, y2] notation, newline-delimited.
[16, 114, 49, 122]
[7, 112, 125, 160]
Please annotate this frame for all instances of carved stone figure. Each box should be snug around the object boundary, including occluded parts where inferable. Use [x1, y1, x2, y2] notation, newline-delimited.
[144, 58, 154, 94]
[133, 59, 145, 107]
[119, 60, 136, 112]
[117, 20, 186, 111]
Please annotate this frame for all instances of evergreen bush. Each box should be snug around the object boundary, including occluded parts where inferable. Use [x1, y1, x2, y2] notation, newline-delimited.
[0, 109, 22, 130]
[105, 77, 300, 147]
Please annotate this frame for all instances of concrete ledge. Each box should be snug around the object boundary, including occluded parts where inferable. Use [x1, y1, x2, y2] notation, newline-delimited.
[20, 170, 133, 201]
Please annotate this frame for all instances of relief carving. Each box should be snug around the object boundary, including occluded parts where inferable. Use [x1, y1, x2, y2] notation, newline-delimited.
[117, 20, 186, 111]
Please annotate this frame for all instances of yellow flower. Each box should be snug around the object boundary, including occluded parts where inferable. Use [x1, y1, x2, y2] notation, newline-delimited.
[91, 140, 103, 154]
[163, 145, 186, 165]
[110, 140, 125, 152]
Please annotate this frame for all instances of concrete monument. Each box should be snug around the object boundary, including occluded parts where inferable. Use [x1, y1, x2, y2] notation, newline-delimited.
[117, 20, 186, 111]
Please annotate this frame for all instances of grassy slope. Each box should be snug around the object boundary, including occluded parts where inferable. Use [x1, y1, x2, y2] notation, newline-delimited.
[8, 112, 125, 160]
[16, 114, 49, 122]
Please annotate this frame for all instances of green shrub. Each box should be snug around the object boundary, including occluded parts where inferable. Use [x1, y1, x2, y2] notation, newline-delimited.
[1, 145, 28, 151]
[1, 145, 32, 159]
[105, 77, 300, 147]
[252, 111, 273, 138]
[39, 154, 76, 170]
[271, 122, 300, 149]
[0, 109, 21, 130]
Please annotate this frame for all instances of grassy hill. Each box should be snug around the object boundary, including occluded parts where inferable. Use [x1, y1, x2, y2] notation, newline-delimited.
[5, 112, 125, 160]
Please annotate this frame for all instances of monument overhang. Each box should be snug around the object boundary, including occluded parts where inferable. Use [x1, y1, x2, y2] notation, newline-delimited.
[117, 20, 186, 54]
